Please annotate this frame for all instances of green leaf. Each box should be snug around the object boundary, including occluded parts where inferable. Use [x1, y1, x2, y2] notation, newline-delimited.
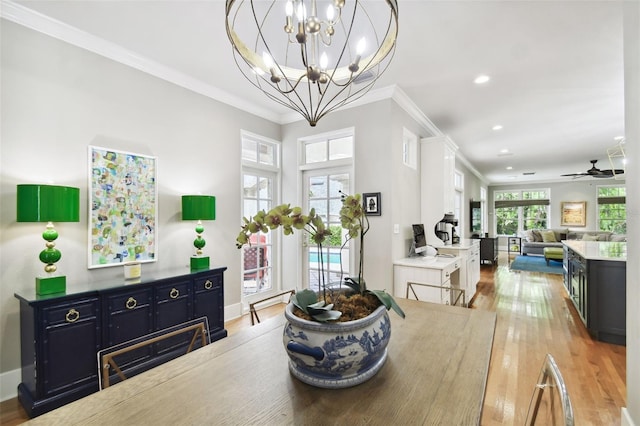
[291, 289, 319, 312]
[310, 310, 342, 322]
[368, 290, 406, 319]
[343, 277, 361, 293]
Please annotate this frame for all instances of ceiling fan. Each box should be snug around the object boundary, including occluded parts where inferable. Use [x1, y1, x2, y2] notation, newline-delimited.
[561, 160, 624, 179]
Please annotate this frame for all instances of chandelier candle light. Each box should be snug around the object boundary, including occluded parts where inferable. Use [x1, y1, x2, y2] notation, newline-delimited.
[17, 184, 80, 295]
[182, 195, 216, 270]
[225, 0, 398, 126]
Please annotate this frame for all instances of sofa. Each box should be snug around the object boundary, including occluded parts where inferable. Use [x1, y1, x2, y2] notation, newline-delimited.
[520, 228, 626, 256]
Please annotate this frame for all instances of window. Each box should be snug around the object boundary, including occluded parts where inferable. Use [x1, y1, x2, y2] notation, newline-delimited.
[597, 185, 626, 233]
[494, 189, 549, 236]
[402, 127, 417, 169]
[454, 170, 464, 236]
[480, 187, 488, 236]
[241, 132, 280, 296]
[300, 128, 354, 291]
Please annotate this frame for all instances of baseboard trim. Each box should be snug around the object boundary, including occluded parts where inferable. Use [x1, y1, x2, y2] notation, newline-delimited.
[0, 368, 20, 402]
[622, 407, 637, 426]
[224, 302, 243, 323]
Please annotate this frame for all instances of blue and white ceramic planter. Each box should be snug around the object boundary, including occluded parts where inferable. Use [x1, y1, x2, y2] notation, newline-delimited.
[283, 303, 391, 389]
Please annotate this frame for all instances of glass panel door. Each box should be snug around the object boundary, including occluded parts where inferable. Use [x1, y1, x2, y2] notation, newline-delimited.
[242, 173, 274, 295]
[302, 170, 350, 292]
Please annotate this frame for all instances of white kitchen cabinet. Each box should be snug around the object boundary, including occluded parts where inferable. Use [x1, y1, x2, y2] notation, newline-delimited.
[438, 239, 480, 306]
[420, 136, 458, 246]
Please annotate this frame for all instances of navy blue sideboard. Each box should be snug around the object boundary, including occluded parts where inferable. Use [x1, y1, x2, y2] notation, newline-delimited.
[15, 266, 227, 418]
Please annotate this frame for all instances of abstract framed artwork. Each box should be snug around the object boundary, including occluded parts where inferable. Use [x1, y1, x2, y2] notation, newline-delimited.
[561, 201, 586, 227]
[88, 146, 158, 268]
[363, 192, 381, 216]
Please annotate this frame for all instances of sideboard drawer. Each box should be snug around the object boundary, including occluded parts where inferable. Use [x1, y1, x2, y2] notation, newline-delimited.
[194, 274, 222, 293]
[43, 299, 98, 327]
[105, 287, 153, 313]
[155, 280, 191, 303]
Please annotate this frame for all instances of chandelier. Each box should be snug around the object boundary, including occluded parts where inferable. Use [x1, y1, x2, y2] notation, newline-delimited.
[225, 0, 399, 126]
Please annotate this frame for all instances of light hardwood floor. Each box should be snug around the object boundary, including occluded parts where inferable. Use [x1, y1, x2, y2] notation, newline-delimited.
[0, 253, 626, 425]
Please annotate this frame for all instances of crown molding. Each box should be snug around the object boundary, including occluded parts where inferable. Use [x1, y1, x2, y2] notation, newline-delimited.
[0, 0, 281, 123]
[390, 86, 443, 137]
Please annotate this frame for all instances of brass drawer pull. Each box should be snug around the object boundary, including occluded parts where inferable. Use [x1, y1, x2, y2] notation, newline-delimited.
[125, 297, 137, 309]
[204, 280, 213, 290]
[170, 288, 179, 299]
[65, 308, 80, 323]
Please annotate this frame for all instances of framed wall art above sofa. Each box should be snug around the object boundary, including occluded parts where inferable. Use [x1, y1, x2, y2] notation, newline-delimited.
[561, 201, 586, 227]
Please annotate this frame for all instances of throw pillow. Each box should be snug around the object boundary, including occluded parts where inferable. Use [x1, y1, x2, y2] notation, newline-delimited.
[524, 230, 535, 242]
[540, 230, 556, 243]
[532, 230, 542, 242]
[582, 234, 598, 241]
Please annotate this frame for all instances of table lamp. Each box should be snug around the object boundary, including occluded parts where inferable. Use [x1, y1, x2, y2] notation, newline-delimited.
[17, 184, 80, 295]
[182, 195, 216, 270]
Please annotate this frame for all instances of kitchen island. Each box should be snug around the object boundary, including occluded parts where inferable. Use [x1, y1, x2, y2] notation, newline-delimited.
[563, 240, 626, 345]
[26, 298, 496, 425]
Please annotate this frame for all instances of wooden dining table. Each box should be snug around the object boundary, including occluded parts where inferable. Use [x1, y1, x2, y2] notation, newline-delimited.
[27, 298, 496, 425]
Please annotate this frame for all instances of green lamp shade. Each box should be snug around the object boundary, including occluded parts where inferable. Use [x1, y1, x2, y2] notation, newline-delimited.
[182, 195, 216, 220]
[17, 184, 80, 222]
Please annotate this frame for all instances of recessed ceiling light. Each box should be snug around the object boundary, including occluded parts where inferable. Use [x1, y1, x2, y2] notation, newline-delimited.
[500, 148, 509, 153]
[492, 125, 503, 131]
[614, 136, 625, 141]
[474, 75, 490, 84]
[506, 166, 513, 170]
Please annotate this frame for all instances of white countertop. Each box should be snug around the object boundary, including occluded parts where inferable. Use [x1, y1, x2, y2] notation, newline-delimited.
[436, 239, 480, 250]
[393, 255, 461, 270]
[563, 240, 627, 262]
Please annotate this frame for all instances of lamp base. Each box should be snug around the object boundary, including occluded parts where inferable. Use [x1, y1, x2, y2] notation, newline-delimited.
[190, 256, 210, 271]
[36, 275, 66, 295]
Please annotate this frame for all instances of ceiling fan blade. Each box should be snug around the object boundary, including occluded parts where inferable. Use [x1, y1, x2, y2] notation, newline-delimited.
[599, 169, 625, 175]
[561, 160, 623, 179]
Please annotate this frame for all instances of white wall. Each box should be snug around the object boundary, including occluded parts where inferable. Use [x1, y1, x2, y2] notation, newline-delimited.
[0, 20, 280, 395]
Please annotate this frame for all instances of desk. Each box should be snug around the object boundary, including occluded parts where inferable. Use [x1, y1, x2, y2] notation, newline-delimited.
[28, 299, 496, 425]
[393, 256, 462, 305]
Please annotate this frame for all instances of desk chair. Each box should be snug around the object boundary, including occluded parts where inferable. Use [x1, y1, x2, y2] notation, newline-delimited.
[526, 353, 574, 425]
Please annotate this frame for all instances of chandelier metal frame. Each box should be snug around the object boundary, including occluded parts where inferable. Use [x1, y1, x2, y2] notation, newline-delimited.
[226, 0, 399, 126]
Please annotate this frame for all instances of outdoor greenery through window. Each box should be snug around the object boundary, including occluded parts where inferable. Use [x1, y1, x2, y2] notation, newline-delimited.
[597, 185, 626, 233]
[494, 189, 549, 236]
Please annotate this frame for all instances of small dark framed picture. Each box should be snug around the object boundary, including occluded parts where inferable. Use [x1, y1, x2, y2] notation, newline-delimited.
[363, 192, 381, 216]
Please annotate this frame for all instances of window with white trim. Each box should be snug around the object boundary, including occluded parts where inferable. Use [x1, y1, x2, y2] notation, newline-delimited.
[597, 185, 626, 233]
[454, 170, 464, 236]
[494, 189, 549, 236]
[241, 132, 280, 296]
[480, 187, 488, 236]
